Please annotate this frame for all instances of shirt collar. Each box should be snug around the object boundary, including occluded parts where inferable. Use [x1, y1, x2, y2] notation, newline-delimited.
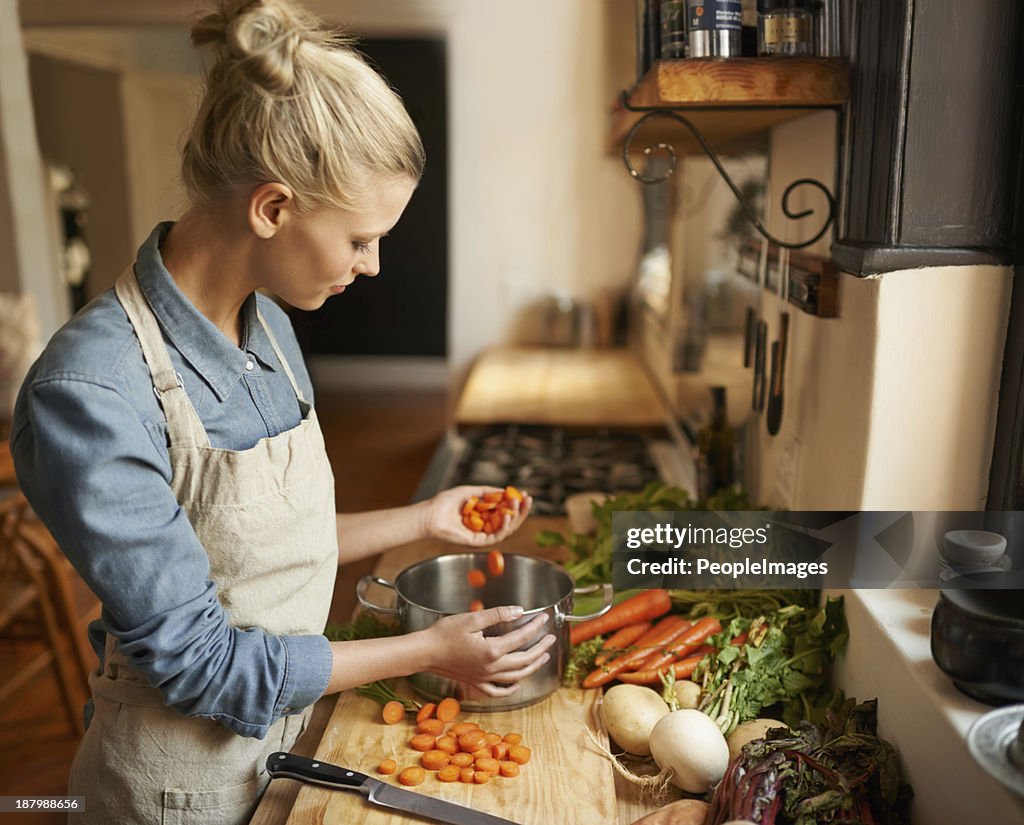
[134, 222, 280, 403]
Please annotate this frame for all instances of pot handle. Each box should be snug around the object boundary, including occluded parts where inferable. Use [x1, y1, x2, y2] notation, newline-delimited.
[566, 583, 614, 622]
[356, 575, 400, 615]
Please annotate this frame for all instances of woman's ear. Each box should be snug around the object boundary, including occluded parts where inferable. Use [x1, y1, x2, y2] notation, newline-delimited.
[247, 182, 295, 239]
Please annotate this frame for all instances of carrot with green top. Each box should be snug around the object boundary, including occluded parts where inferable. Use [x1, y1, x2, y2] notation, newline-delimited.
[594, 621, 653, 666]
[616, 653, 709, 685]
[569, 589, 672, 646]
[631, 616, 722, 673]
[581, 615, 692, 689]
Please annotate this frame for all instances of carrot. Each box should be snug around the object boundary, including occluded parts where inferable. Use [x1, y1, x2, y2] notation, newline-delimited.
[581, 615, 692, 689]
[436, 736, 458, 754]
[491, 742, 510, 761]
[500, 760, 520, 778]
[460, 767, 476, 783]
[410, 733, 437, 752]
[594, 621, 653, 666]
[632, 616, 723, 673]
[508, 745, 531, 765]
[487, 549, 505, 576]
[458, 731, 488, 752]
[467, 569, 487, 588]
[398, 766, 425, 786]
[450, 721, 479, 736]
[504, 485, 524, 502]
[482, 732, 502, 747]
[421, 750, 451, 771]
[416, 702, 437, 723]
[416, 718, 445, 736]
[436, 697, 461, 723]
[469, 599, 484, 612]
[473, 771, 491, 784]
[377, 758, 397, 775]
[450, 752, 474, 768]
[616, 653, 708, 685]
[569, 589, 672, 646]
[474, 756, 500, 775]
[437, 765, 461, 782]
[381, 700, 405, 724]
[501, 733, 522, 745]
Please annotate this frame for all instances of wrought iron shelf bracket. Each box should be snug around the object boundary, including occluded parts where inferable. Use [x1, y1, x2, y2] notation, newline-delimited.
[620, 90, 839, 251]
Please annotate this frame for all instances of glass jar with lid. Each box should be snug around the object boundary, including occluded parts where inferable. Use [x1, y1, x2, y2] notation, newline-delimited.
[757, 0, 813, 56]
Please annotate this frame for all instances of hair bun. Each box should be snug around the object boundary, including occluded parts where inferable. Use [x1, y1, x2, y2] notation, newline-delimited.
[192, 0, 327, 95]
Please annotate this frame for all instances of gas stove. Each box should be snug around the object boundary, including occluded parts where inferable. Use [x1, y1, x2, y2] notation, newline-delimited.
[415, 424, 695, 516]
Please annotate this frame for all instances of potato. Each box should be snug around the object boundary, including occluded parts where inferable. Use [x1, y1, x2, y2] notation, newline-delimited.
[726, 718, 788, 763]
[672, 679, 701, 709]
[600, 684, 669, 756]
[629, 799, 709, 825]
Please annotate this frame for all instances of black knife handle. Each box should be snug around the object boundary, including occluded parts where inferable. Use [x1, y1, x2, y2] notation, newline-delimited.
[266, 752, 370, 792]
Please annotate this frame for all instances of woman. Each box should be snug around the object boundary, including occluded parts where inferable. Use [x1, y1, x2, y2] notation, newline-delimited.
[11, 2, 555, 822]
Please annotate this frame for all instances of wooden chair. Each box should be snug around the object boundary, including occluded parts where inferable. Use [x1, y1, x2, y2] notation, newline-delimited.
[0, 492, 84, 736]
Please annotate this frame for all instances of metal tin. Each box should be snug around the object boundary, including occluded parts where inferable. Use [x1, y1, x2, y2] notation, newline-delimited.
[687, 0, 742, 58]
[357, 553, 612, 711]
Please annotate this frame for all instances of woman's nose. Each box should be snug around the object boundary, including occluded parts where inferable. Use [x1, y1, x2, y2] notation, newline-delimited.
[355, 248, 380, 278]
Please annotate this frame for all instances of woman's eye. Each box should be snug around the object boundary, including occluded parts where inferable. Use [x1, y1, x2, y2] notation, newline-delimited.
[353, 241, 373, 254]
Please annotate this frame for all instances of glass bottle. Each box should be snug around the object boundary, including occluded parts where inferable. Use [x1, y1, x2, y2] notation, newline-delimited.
[757, 0, 813, 56]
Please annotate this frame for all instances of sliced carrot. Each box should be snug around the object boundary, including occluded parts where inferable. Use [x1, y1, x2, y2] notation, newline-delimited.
[500, 760, 520, 778]
[469, 599, 484, 612]
[377, 758, 397, 775]
[501, 733, 522, 745]
[381, 700, 405, 725]
[421, 750, 451, 771]
[473, 771, 491, 784]
[461, 497, 479, 516]
[594, 621, 654, 666]
[467, 569, 487, 588]
[570, 589, 673, 646]
[416, 718, 445, 736]
[508, 745, 531, 765]
[487, 550, 505, 576]
[471, 747, 492, 760]
[491, 742, 510, 761]
[504, 486, 524, 501]
[435, 736, 458, 755]
[398, 766, 425, 786]
[450, 721, 479, 736]
[416, 702, 437, 723]
[437, 765, 461, 782]
[474, 756, 500, 775]
[458, 731, 487, 752]
[450, 752, 474, 768]
[482, 491, 504, 503]
[436, 697, 461, 723]
[410, 733, 436, 752]
[482, 732, 503, 747]
[460, 767, 476, 783]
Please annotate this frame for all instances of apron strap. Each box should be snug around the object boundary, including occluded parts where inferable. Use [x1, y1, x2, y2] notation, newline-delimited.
[115, 268, 211, 449]
[257, 309, 310, 409]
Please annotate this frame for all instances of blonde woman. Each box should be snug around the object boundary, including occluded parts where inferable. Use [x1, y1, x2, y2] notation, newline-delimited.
[11, 2, 554, 822]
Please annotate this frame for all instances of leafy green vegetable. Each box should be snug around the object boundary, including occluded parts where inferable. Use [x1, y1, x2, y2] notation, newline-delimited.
[563, 635, 605, 687]
[707, 698, 912, 825]
[538, 482, 760, 586]
[670, 589, 819, 621]
[696, 596, 848, 736]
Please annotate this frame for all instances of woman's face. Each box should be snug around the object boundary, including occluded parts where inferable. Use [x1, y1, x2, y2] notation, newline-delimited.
[258, 175, 416, 311]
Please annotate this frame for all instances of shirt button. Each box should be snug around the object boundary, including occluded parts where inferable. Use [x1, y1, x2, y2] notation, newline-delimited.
[245, 360, 255, 371]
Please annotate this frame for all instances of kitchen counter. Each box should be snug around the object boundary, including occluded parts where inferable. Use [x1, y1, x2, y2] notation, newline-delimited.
[453, 347, 670, 429]
[251, 517, 666, 825]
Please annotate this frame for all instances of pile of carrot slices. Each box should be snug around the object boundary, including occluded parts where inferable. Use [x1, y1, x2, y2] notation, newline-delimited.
[379, 697, 531, 786]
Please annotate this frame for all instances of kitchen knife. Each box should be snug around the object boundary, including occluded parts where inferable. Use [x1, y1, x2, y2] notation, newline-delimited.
[266, 752, 521, 825]
[752, 319, 768, 413]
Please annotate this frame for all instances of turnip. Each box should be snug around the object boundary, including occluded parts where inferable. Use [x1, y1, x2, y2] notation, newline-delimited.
[648, 709, 730, 793]
[726, 718, 788, 763]
[672, 679, 701, 709]
[600, 684, 670, 756]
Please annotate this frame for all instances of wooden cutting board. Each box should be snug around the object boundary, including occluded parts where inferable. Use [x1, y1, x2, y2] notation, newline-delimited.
[453, 347, 668, 429]
[284, 687, 618, 825]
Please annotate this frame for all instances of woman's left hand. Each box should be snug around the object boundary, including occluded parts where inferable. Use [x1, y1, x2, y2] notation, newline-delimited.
[424, 485, 532, 546]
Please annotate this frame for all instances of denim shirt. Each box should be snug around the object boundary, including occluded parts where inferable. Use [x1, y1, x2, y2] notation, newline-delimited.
[11, 223, 333, 739]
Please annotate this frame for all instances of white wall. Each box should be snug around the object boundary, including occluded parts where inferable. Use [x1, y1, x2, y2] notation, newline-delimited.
[21, 1, 644, 384]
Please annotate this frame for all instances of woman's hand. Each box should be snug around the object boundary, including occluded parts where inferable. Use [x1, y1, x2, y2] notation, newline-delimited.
[421, 606, 556, 697]
[423, 485, 533, 546]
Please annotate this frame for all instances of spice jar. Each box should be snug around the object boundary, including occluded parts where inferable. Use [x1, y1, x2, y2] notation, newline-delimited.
[757, 0, 813, 56]
[687, 0, 742, 59]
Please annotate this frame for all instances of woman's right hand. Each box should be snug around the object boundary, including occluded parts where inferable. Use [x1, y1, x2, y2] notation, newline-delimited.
[420, 606, 557, 697]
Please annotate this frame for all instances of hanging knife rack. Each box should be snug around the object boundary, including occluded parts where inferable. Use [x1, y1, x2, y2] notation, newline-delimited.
[736, 238, 840, 318]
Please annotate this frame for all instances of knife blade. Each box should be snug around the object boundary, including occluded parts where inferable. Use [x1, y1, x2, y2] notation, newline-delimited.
[266, 752, 522, 825]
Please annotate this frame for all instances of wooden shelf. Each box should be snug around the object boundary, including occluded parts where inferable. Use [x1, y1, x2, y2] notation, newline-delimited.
[609, 57, 849, 155]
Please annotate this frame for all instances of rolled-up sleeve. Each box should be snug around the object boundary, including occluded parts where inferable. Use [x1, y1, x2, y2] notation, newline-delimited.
[12, 374, 333, 739]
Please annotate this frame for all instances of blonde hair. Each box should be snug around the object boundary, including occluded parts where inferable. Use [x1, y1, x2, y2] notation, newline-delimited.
[182, 0, 424, 211]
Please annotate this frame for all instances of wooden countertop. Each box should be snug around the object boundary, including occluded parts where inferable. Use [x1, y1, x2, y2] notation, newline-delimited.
[453, 347, 669, 429]
[251, 517, 665, 825]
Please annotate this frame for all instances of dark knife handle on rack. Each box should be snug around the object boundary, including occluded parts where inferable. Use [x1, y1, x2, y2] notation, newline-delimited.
[266, 752, 370, 792]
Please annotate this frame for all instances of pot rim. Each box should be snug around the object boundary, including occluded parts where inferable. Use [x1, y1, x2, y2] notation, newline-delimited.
[393, 551, 574, 617]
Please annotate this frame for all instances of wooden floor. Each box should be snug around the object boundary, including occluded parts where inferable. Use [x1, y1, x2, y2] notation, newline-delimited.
[0, 389, 449, 823]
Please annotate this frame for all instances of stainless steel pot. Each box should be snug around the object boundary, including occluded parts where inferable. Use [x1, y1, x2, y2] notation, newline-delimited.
[357, 553, 613, 711]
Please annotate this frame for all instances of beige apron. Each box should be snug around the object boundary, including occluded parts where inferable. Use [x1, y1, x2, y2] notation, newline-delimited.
[68, 269, 338, 825]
